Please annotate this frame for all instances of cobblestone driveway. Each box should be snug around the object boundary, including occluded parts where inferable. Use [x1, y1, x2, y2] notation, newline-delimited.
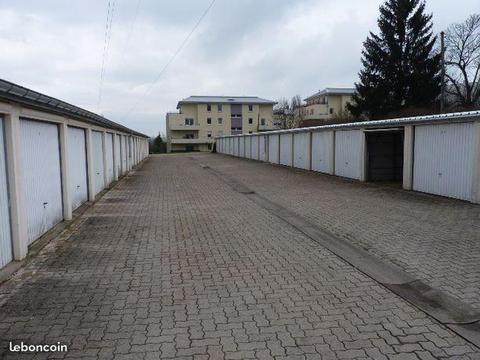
[0, 154, 478, 359]
[197, 153, 480, 312]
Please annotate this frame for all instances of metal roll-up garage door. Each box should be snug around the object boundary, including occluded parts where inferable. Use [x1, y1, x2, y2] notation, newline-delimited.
[251, 136, 259, 160]
[268, 134, 279, 164]
[115, 134, 121, 176]
[68, 126, 88, 210]
[21, 119, 63, 244]
[335, 130, 363, 180]
[312, 131, 334, 174]
[413, 123, 474, 201]
[105, 133, 114, 185]
[293, 132, 310, 170]
[280, 133, 293, 166]
[92, 131, 105, 195]
[0, 117, 13, 268]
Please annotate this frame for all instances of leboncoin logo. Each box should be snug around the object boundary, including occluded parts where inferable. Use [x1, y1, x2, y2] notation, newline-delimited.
[9, 341, 68, 353]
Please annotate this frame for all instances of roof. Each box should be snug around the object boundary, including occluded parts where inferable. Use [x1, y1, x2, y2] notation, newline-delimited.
[0, 79, 148, 138]
[218, 110, 480, 138]
[304, 88, 355, 101]
[177, 96, 276, 108]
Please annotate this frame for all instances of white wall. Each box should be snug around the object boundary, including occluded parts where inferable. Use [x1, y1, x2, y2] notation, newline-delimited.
[0, 117, 13, 268]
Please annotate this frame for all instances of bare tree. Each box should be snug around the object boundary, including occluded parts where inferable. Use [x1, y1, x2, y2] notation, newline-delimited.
[274, 95, 305, 129]
[444, 14, 480, 109]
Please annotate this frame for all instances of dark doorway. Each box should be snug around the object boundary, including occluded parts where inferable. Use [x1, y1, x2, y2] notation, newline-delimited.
[366, 130, 404, 182]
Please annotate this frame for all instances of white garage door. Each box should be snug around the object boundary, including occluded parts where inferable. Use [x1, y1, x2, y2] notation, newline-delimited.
[312, 131, 334, 174]
[115, 134, 121, 176]
[245, 137, 252, 159]
[233, 137, 239, 157]
[335, 130, 363, 180]
[0, 117, 13, 268]
[293, 132, 310, 170]
[239, 137, 245, 157]
[251, 136, 259, 160]
[105, 133, 114, 185]
[280, 133, 293, 166]
[68, 127, 88, 210]
[122, 135, 127, 174]
[268, 134, 279, 164]
[92, 131, 105, 195]
[413, 123, 474, 201]
[259, 135, 267, 162]
[21, 119, 63, 244]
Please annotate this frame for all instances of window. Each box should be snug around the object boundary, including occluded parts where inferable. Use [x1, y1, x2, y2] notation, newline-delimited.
[260, 118, 266, 126]
[207, 117, 212, 124]
[207, 104, 211, 112]
[248, 104, 253, 112]
[248, 131, 253, 134]
[329, 108, 334, 114]
[218, 117, 223, 124]
[248, 118, 253, 124]
[185, 118, 194, 125]
[207, 132, 212, 138]
[217, 104, 222, 112]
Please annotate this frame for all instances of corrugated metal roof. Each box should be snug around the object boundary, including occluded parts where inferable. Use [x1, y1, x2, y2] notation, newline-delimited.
[177, 95, 276, 107]
[304, 88, 355, 101]
[0, 79, 148, 138]
[218, 110, 480, 138]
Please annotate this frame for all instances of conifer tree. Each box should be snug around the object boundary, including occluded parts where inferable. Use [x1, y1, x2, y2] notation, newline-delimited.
[348, 0, 441, 119]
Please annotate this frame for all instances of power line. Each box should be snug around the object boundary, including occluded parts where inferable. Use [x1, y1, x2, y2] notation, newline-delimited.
[119, 0, 143, 65]
[97, 0, 116, 112]
[123, 0, 216, 119]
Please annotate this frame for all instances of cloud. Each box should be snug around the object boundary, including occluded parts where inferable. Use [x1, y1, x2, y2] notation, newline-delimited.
[0, 0, 479, 136]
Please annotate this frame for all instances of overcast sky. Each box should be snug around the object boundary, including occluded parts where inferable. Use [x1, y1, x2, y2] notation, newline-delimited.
[1, 0, 479, 136]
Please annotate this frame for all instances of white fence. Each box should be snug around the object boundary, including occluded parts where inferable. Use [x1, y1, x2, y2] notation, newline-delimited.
[0, 84, 149, 270]
[216, 111, 480, 205]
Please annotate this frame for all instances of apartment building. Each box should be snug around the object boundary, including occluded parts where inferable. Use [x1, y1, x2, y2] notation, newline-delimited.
[300, 88, 355, 126]
[166, 96, 276, 152]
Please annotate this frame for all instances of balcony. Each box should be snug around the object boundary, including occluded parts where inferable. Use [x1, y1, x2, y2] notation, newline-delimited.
[169, 124, 201, 131]
[170, 138, 214, 144]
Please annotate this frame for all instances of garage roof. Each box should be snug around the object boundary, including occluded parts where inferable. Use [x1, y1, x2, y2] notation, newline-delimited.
[219, 110, 480, 138]
[0, 79, 148, 138]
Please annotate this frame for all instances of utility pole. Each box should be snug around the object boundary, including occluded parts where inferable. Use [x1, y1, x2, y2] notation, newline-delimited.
[440, 31, 446, 113]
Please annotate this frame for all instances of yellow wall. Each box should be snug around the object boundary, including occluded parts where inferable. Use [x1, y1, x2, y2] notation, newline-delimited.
[167, 102, 275, 152]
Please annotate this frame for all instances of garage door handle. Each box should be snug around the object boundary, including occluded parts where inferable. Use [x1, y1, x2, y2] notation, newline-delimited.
[77, 185, 81, 189]
[43, 202, 48, 208]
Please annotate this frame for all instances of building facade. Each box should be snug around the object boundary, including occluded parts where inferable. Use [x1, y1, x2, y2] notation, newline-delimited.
[167, 96, 276, 152]
[300, 88, 355, 126]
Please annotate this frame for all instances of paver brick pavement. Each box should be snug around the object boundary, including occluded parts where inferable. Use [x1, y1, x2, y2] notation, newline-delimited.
[197, 153, 480, 312]
[0, 154, 478, 359]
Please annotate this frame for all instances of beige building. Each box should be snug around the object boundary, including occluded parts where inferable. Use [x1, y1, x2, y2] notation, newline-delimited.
[167, 96, 276, 152]
[300, 88, 355, 125]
